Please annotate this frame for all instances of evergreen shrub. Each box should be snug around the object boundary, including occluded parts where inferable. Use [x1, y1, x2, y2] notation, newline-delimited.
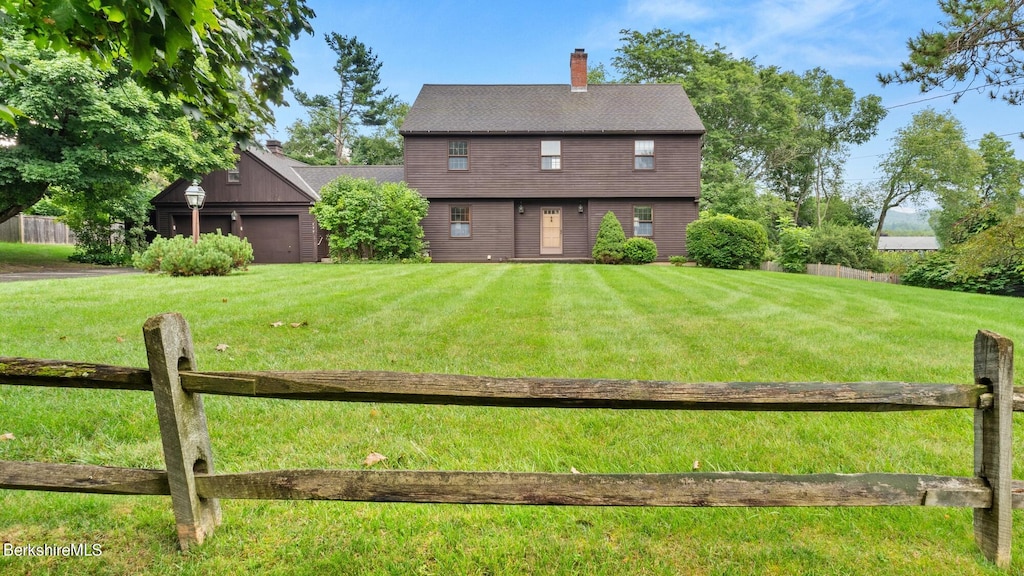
[592, 211, 627, 264]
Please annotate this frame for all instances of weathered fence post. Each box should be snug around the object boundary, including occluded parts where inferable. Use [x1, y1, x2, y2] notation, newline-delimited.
[144, 313, 221, 551]
[973, 330, 1014, 569]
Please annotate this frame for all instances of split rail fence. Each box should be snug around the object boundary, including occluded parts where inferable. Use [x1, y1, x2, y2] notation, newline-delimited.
[0, 313, 1020, 569]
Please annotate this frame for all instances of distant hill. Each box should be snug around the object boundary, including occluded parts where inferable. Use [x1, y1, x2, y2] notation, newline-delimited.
[881, 210, 933, 236]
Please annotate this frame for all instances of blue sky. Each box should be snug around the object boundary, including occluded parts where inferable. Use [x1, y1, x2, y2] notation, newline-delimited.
[265, 0, 1021, 190]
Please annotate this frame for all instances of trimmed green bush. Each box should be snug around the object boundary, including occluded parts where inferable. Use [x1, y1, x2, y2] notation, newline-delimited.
[623, 237, 658, 264]
[685, 214, 767, 269]
[133, 233, 253, 276]
[592, 211, 627, 264]
[668, 255, 688, 266]
[311, 176, 429, 261]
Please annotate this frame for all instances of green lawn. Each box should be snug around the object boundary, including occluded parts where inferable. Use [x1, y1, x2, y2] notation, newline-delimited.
[0, 242, 77, 273]
[1, 262, 1022, 575]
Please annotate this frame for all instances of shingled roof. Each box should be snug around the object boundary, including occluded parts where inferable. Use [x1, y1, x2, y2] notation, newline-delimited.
[247, 148, 404, 200]
[400, 84, 705, 135]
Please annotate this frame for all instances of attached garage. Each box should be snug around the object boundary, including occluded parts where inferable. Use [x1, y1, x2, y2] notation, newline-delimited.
[151, 148, 326, 264]
[151, 145, 406, 264]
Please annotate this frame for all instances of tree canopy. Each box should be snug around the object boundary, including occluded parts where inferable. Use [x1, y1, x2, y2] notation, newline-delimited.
[291, 33, 395, 164]
[871, 109, 979, 243]
[609, 28, 885, 234]
[0, 31, 236, 224]
[0, 0, 314, 133]
[880, 0, 1024, 104]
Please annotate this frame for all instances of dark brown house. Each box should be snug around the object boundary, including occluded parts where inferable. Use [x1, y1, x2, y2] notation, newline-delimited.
[400, 49, 705, 262]
[151, 147, 403, 263]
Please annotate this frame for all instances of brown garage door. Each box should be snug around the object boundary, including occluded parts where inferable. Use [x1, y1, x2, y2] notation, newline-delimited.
[241, 215, 301, 263]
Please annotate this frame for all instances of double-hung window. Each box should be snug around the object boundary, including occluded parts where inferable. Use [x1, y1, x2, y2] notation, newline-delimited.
[634, 206, 653, 237]
[634, 140, 655, 170]
[450, 206, 471, 237]
[448, 141, 469, 170]
[541, 140, 561, 170]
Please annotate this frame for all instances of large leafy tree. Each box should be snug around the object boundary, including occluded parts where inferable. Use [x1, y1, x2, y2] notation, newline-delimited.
[771, 69, 885, 226]
[931, 132, 1024, 246]
[880, 0, 1024, 104]
[292, 33, 395, 164]
[0, 0, 314, 131]
[871, 109, 981, 243]
[610, 29, 884, 231]
[282, 105, 338, 166]
[0, 32, 236, 224]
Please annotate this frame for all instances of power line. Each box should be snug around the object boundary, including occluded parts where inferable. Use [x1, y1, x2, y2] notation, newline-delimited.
[883, 81, 1024, 110]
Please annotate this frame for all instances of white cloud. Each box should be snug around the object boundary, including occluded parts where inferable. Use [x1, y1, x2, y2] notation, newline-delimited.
[627, 0, 713, 21]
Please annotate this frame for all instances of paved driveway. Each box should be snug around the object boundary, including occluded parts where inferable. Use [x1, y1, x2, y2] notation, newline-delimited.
[0, 267, 141, 282]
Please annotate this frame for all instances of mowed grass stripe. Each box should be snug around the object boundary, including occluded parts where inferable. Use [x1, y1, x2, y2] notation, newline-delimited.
[2, 260, 1024, 575]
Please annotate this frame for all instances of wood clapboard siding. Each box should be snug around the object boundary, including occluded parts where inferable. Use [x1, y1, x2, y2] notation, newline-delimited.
[589, 199, 699, 259]
[405, 135, 701, 199]
[424, 200, 515, 262]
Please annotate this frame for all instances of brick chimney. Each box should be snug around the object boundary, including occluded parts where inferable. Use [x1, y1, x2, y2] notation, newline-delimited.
[570, 48, 587, 92]
[266, 139, 284, 156]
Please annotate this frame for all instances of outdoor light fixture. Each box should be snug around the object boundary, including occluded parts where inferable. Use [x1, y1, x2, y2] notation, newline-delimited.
[184, 179, 206, 244]
[578, 202, 585, 214]
[518, 202, 524, 215]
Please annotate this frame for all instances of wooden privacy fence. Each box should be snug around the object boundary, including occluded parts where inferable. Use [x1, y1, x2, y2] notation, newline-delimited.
[0, 313, 1020, 568]
[0, 214, 75, 244]
[761, 261, 900, 284]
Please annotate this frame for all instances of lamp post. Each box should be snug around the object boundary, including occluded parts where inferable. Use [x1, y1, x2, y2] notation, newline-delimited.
[184, 180, 206, 244]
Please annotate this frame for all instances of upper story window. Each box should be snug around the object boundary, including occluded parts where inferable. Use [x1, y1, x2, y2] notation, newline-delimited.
[448, 141, 469, 170]
[227, 168, 241, 184]
[450, 206, 471, 237]
[634, 140, 655, 170]
[541, 140, 561, 170]
[634, 206, 653, 237]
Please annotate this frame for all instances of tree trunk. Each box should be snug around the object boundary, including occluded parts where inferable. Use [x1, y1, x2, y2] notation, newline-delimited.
[873, 204, 890, 248]
[0, 204, 26, 226]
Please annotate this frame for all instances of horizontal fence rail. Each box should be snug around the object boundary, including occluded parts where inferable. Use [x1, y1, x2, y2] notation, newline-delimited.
[4, 359, 1023, 411]
[5, 463, 1024, 509]
[183, 371, 992, 412]
[0, 314, 1019, 569]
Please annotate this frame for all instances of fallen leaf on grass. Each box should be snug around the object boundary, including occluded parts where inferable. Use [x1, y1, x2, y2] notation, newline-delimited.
[692, 460, 701, 471]
[270, 321, 284, 328]
[0, 432, 14, 441]
[290, 321, 308, 328]
[214, 344, 230, 352]
[363, 452, 387, 467]
[570, 467, 581, 474]
[116, 336, 124, 343]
